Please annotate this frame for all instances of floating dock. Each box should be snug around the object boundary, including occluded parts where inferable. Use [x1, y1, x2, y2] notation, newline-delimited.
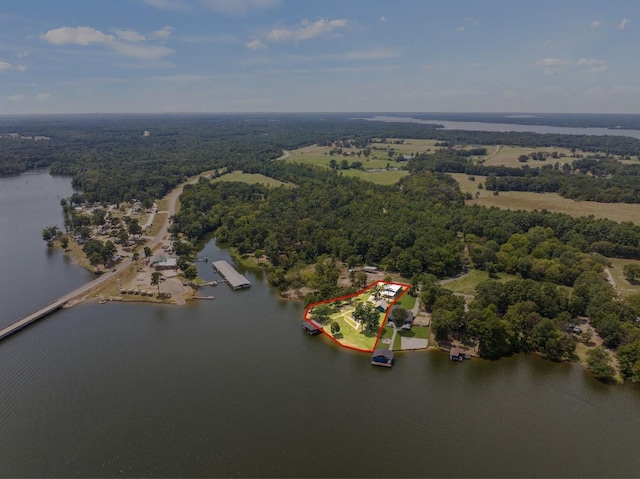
[211, 260, 252, 290]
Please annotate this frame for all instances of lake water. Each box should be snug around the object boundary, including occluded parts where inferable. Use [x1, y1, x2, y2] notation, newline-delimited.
[367, 115, 640, 140]
[1, 170, 639, 477]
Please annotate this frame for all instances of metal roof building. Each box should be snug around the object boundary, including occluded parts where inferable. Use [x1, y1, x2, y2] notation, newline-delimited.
[212, 260, 252, 290]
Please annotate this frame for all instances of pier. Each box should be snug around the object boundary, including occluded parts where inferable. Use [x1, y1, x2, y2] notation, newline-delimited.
[211, 260, 252, 290]
[0, 298, 68, 341]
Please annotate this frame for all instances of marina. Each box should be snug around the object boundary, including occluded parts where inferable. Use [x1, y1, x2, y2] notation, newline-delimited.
[211, 260, 252, 290]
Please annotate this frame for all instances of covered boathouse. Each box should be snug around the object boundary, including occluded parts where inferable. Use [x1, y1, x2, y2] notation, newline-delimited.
[371, 348, 394, 367]
[211, 260, 252, 290]
[302, 320, 323, 335]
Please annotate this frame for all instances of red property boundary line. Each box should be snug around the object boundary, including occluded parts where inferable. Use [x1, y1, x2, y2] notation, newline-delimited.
[304, 280, 411, 353]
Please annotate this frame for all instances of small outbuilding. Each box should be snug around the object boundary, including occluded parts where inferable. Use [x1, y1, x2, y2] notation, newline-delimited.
[371, 348, 394, 367]
[302, 321, 322, 335]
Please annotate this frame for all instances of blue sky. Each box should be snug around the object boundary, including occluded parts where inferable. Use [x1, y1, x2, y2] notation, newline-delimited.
[1, 0, 639, 114]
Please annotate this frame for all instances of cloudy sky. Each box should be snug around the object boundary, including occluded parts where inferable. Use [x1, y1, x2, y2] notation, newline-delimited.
[1, 0, 639, 114]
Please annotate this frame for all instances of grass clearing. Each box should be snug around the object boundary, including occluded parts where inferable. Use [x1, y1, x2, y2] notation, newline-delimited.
[146, 212, 166, 237]
[212, 171, 293, 188]
[340, 169, 408, 185]
[442, 270, 518, 295]
[607, 257, 640, 297]
[481, 146, 575, 168]
[450, 173, 640, 225]
[398, 325, 430, 340]
[285, 144, 409, 185]
[155, 199, 169, 212]
[397, 293, 417, 310]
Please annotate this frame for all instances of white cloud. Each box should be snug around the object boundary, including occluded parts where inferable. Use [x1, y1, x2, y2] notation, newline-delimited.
[267, 18, 348, 43]
[379, 16, 386, 22]
[576, 58, 608, 73]
[246, 38, 266, 50]
[42, 26, 115, 46]
[37, 93, 51, 101]
[141, 0, 192, 11]
[151, 26, 174, 39]
[455, 26, 465, 32]
[420, 64, 430, 73]
[42, 26, 173, 59]
[17, 51, 29, 58]
[0, 61, 27, 73]
[8, 94, 24, 102]
[619, 18, 630, 30]
[116, 30, 146, 42]
[590, 20, 602, 28]
[534, 57, 571, 74]
[199, 0, 279, 15]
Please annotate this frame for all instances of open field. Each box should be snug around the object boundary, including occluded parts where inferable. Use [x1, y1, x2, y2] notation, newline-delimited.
[481, 145, 575, 167]
[450, 173, 640, 225]
[606, 257, 640, 297]
[369, 138, 441, 154]
[442, 270, 519, 295]
[212, 171, 293, 188]
[285, 145, 410, 185]
[340, 169, 408, 185]
[156, 198, 169, 212]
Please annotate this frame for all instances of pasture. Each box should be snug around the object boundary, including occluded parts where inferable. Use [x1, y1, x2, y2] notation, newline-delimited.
[450, 173, 640, 225]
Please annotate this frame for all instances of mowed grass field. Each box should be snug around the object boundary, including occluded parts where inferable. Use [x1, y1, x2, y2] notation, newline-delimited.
[450, 173, 640, 225]
[607, 257, 640, 297]
[211, 171, 293, 188]
[481, 145, 575, 167]
[285, 144, 409, 184]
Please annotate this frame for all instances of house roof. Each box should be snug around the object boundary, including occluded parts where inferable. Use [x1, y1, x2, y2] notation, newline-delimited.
[372, 348, 394, 360]
[302, 322, 320, 332]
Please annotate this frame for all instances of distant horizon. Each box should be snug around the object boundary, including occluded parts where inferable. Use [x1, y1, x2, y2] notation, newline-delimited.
[2, 111, 640, 118]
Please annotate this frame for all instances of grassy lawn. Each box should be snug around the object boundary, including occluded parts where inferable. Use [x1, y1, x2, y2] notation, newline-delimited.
[370, 139, 441, 154]
[481, 146, 575, 168]
[211, 171, 293, 188]
[155, 198, 169, 212]
[397, 292, 417, 310]
[377, 326, 395, 349]
[607, 257, 640, 297]
[398, 325, 430, 340]
[285, 145, 409, 185]
[442, 269, 518, 295]
[146, 212, 166, 237]
[449, 173, 640, 225]
[340, 169, 409, 185]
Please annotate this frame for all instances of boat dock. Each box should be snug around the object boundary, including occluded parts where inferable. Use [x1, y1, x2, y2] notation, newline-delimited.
[211, 261, 252, 290]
